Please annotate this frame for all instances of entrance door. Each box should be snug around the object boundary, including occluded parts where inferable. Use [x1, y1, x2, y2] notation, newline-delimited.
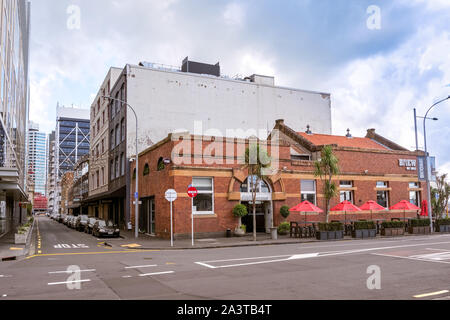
[242, 202, 266, 233]
[140, 198, 155, 235]
[149, 198, 155, 235]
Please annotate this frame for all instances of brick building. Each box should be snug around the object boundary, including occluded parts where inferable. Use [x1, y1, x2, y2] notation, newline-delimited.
[130, 120, 428, 239]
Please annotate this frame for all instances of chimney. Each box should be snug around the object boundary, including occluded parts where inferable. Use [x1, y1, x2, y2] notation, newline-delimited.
[346, 129, 352, 138]
[366, 128, 376, 139]
[306, 125, 312, 135]
[275, 119, 284, 126]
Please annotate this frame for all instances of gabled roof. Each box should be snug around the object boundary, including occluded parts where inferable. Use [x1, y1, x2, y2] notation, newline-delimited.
[297, 132, 389, 151]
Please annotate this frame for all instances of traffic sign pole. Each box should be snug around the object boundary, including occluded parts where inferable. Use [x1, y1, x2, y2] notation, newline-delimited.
[170, 201, 173, 247]
[165, 189, 177, 247]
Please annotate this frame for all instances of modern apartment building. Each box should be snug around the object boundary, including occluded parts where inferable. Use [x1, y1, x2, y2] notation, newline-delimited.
[86, 67, 121, 219]
[0, 0, 31, 235]
[88, 58, 332, 229]
[27, 121, 47, 195]
[54, 105, 90, 214]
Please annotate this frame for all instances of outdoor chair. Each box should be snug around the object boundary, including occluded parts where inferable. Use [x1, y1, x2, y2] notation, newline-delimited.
[290, 222, 300, 238]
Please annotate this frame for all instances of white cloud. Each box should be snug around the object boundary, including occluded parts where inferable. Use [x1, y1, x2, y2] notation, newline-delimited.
[223, 3, 245, 26]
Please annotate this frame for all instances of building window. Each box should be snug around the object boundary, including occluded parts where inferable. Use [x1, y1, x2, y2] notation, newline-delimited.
[409, 182, 419, 188]
[101, 139, 104, 154]
[120, 153, 125, 176]
[110, 160, 115, 181]
[121, 118, 125, 142]
[240, 176, 270, 193]
[301, 180, 316, 205]
[115, 156, 119, 179]
[339, 181, 353, 203]
[143, 163, 150, 176]
[409, 191, 420, 207]
[96, 170, 99, 188]
[376, 181, 389, 208]
[101, 167, 104, 186]
[157, 157, 165, 171]
[115, 124, 120, 147]
[192, 177, 214, 214]
[102, 110, 105, 125]
[110, 130, 115, 149]
[132, 168, 136, 180]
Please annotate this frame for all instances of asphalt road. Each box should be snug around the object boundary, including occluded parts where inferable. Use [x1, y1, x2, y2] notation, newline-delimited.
[1, 216, 450, 300]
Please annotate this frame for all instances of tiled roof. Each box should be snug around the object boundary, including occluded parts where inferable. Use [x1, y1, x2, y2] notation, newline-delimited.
[297, 132, 389, 150]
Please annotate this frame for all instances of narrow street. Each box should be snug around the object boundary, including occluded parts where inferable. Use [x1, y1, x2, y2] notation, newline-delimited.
[1, 216, 450, 300]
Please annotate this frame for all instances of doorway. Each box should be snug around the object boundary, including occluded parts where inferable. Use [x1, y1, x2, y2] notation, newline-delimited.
[241, 201, 267, 233]
[140, 197, 155, 235]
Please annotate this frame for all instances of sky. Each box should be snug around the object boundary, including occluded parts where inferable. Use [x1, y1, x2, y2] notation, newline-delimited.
[29, 0, 450, 176]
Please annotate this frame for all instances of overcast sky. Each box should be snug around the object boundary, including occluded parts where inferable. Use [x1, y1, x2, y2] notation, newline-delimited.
[29, 0, 450, 175]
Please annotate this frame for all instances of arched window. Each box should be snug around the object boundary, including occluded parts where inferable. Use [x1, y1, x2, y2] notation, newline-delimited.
[132, 168, 136, 180]
[143, 163, 150, 176]
[240, 176, 270, 193]
[157, 157, 165, 171]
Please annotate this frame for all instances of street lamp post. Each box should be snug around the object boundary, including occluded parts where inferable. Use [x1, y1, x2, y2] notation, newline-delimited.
[419, 96, 450, 232]
[103, 96, 139, 239]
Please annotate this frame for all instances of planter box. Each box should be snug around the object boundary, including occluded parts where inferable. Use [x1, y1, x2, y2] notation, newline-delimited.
[381, 228, 405, 236]
[316, 230, 344, 241]
[437, 225, 450, 233]
[409, 226, 431, 235]
[352, 229, 377, 239]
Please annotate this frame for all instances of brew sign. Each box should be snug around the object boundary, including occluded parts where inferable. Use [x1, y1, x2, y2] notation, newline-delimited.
[399, 159, 417, 171]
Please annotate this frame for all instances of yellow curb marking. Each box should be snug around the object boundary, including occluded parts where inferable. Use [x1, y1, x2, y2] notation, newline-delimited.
[166, 262, 176, 265]
[10, 247, 23, 251]
[414, 290, 449, 298]
[121, 244, 142, 248]
[25, 249, 159, 259]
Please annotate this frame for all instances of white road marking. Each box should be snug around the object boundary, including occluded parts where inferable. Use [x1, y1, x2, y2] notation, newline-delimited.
[48, 269, 96, 274]
[122, 275, 132, 278]
[2, 294, 6, 297]
[414, 290, 449, 298]
[124, 264, 157, 269]
[0, 275, 12, 278]
[48, 279, 91, 286]
[410, 252, 450, 261]
[372, 253, 450, 265]
[196, 240, 450, 269]
[426, 248, 450, 252]
[139, 271, 174, 277]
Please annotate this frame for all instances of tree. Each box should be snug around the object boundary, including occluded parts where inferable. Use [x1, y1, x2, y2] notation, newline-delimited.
[314, 145, 340, 223]
[245, 144, 271, 241]
[431, 173, 450, 219]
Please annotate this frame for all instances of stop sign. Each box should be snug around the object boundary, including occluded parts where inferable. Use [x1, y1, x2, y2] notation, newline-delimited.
[187, 187, 198, 198]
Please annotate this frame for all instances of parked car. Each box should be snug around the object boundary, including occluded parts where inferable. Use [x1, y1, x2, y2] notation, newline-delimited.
[75, 215, 89, 232]
[69, 216, 78, 229]
[92, 220, 120, 238]
[85, 217, 97, 234]
[59, 214, 66, 223]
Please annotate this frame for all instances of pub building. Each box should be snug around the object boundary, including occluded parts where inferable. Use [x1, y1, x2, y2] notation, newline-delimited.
[130, 119, 428, 239]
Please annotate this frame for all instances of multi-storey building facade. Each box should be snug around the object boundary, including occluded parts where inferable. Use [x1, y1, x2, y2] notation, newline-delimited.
[47, 131, 56, 213]
[0, 0, 31, 235]
[89, 58, 333, 229]
[27, 121, 47, 195]
[86, 67, 121, 220]
[54, 105, 90, 214]
[69, 155, 89, 216]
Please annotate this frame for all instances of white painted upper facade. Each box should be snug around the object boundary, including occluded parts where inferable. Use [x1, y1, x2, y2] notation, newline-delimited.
[119, 64, 332, 158]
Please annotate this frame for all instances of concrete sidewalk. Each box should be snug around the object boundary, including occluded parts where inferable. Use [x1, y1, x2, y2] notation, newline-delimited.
[0, 231, 26, 260]
[107, 229, 327, 250]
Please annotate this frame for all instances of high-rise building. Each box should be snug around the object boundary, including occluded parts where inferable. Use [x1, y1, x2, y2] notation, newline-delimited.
[54, 104, 90, 214]
[0, 0, 31, 235]
[27, 121, 47, 195]
[47, 131, 56, 213]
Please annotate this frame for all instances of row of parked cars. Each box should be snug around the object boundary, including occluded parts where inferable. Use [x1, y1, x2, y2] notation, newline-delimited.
[49, 213, 120, 238]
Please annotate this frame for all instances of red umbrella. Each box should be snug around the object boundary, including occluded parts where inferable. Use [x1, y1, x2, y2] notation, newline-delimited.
[290, 201, 323, 226]
[420, 200, 429, 217]
[330, 201, 362, 228]
[390, 200, 421, 222]
[359, 200, 386, 220]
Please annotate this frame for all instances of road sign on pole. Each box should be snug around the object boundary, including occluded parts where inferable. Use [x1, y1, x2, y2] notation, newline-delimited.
[187, 187, 198, 246]
[165, 189, 177, 247]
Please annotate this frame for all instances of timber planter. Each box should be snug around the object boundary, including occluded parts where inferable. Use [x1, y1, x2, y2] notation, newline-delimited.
[435, 219, 450, 233]
[316, 222, 344, 241]
[381, 221, 406, 237]
[352, 221, 377, 239]
[408, 219, 431, 235]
